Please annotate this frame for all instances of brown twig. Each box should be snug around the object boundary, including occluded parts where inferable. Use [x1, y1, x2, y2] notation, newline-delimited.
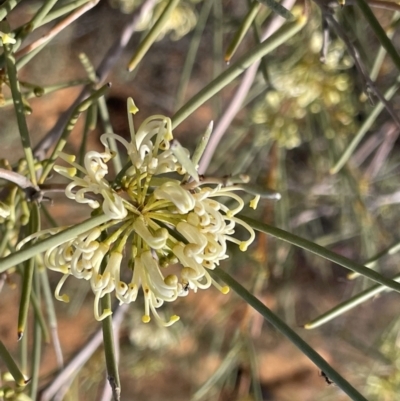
[0, 168, 41, 201]
[15, 0, 100, 59]
[351, 124, 387, 167]
[319, 5, 400, 131]
[363, 124, 399, 180]
[39, 304, 129, 401]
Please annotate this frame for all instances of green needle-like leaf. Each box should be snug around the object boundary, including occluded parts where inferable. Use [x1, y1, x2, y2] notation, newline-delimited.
[128, 0, 180, 71]
[39, 83, 110, 184]
[211, 267, 368, 401]
[355, 0, 400, 74]
[257, 0, 294, 20]
[225, 2, 262, 63]
[18, 202, 40, 340]
[172, 15, 306, 129]
[304, 273, 400, 329]
[0, 214, 110, 274]
[0, 340, 27, 386]
[238, 215, 400, 293]
[3, 41, 37, 186]
[101, 294, 121, 401]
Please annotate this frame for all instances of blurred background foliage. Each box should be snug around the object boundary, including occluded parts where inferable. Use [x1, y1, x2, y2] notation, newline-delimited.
[1, 0, 400, 400]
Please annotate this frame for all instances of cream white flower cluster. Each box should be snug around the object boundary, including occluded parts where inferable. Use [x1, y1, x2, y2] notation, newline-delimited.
[19, 99, 258, 326]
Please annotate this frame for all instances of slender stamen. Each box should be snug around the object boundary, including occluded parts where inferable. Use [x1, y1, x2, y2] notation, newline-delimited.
[55, 275, 70, 302]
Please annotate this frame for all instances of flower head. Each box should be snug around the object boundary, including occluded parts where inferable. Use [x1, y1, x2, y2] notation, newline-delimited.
[252, 30, 358, 148]
[20, 99, 261, 326]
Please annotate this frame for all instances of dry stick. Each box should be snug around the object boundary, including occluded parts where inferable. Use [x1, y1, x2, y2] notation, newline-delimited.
[370, 190, 400, 209]
[198, 0, 296, 174]
[351, 124, 387, 167]
[320, 18, 329, 63]
[0, 168, 42, 203]
[363, 124, 399, 179]
[15, 0, 99, 59]
[40, 268, 64, 369]
[320, 7, 400, 130]
[0, 168, 38, 192]
[33, 0, 157, 161]
[39, 304, 129, 401]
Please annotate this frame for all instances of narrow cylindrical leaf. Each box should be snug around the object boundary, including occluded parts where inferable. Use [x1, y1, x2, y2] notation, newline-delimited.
[172, 16, 306, 129]
[355, 0, 400, 73]
[304, 273, 400, 329]
[101, 294, 121, 401]
[330, 80, 400, 174]
[225, 2, 262, 63]
[0, 340, 27, 386]
[0, 214, 110, 273]
[257, 0, 294, 20]
[18, 202, 40, 340]
[3, 41, 37, 185]
[171, 140, 199, 182]
[128, 0, 180, 71]
[39, 83, 110, 184]
[211, 268, 368, 401]
[238, 215, 400, 293]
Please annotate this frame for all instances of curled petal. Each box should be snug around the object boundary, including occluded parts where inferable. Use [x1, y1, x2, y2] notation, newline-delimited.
[93, 289, 113, 321]
[176, 221, 207, 256]
[209, 188, 244, 217]
[203, 233, 227, 263]
[100, 133, 131, 156]
[225, 216, 256, 251]
[84, 151, 109, 182]
[101, 190, 127, 219]
[116, 283, 138, 304]
[154, 182, 195, 214]
[181, 267, 211, 292]
[91, 243, 110, 276]
[17, 227, 66, 250]
[141, 251, 178, 301]
[172, 243, 204, 275]
[55, 275, 70, 302]
[133, 217, 168, 249]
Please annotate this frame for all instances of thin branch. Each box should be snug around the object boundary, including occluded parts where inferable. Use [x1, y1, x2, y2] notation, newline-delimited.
[0, 168, 41, 202]
[33, 0, 157, 161]
[363, 124, 399, 179]
[0, 214, 110, 273]
[198, 0, 297, 173]
[39, 304, 129, 401]
[15, 0, 99, 59]
[0, 169, 38, 192]
[320, 6, 400, 131]
[211, 267, 368, 401]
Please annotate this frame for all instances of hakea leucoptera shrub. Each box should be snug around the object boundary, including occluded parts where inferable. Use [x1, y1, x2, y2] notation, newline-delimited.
[18, 99, 259, 326]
